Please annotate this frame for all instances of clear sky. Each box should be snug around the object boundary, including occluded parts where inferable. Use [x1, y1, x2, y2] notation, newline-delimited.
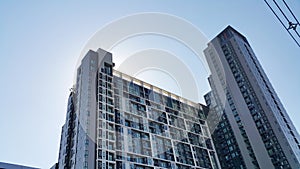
[0, 1, 299, 168]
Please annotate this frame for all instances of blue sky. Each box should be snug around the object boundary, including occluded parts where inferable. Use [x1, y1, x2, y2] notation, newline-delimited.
[0, 1, 299, 168]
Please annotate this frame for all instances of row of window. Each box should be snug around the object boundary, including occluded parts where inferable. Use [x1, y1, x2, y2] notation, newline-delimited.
[223, 42, 291, 168]
[204, 70, 246, 168]
[113, 76, 205, 118]
[95, 68, 216, 169]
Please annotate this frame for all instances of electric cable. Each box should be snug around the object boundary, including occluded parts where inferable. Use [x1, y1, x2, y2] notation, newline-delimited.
[264, 0, 300, 47]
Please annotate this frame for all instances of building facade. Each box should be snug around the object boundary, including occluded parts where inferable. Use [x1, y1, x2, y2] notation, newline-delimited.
[56, 48, 220, 169]
[0, 162, 39, 169]
[204, 26, 300, 169]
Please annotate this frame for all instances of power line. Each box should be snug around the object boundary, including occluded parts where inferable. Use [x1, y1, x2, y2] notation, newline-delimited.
[272, 0, 300, 39]
[272, 0, 290, 22]
[282, 0, 300, 25]
[264, 0, 300, 47]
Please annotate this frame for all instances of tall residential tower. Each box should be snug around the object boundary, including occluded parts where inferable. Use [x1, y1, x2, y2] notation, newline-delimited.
[204, 26, 300, 169]
[56, 48, 220, 169]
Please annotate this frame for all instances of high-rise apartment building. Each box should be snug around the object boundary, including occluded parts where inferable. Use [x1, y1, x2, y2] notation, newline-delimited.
[204, 26, 300, 169]
[56, 48, 220, 169]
